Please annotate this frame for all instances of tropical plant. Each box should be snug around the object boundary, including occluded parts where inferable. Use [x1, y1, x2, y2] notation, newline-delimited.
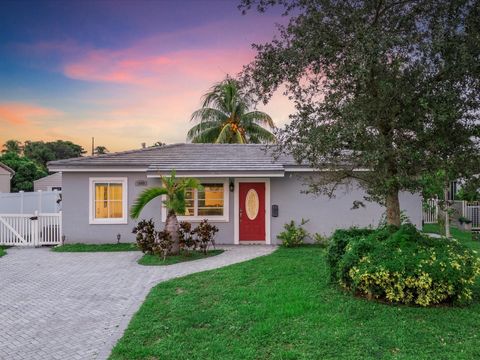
[192, 219, 219, 254]
[187, 77, 275, 144]
[277, 219, 309, 247]
[132, 219, 156, 254]
[94, 146, 108, 155]
[130, 170, 201, 255]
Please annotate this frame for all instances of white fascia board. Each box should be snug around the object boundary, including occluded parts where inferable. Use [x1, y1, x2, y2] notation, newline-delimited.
[284, 167, 371, 172]
[147, 172, 285, 178]
[48, 167, 148, 172]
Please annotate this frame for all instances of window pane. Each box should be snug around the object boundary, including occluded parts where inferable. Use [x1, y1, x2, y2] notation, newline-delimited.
[94, 182, 124, 219]
[197, 184, 223, 216]
[95, 200, 109, 218]
[95, 183, 108, 201]
[109, 184, 123, 200]
[198, 207, 223, 216]
[110, 201, 123, 218]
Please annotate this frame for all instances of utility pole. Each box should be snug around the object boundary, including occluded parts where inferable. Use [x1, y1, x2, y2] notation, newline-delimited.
[91, 137, 95, 156]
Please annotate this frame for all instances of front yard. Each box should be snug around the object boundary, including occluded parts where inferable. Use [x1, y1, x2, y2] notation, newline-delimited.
[110, 239, 480, 359]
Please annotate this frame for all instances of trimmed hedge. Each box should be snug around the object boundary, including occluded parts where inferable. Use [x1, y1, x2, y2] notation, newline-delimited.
[327, 225, 480, 306]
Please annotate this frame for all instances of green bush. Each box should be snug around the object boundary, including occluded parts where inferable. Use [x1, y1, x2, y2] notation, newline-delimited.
[277, 219, 309, 247]
[327, 225, 480, 306]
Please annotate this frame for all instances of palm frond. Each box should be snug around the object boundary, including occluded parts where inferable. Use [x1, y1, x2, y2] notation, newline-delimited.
[241, 111, 275, 128]
[190, 108, 228, 124]
[187, 121, 221, 140]
[244, 123, 276, 143]
[130, 187, 168, 219]
[216, 123, 233, 143]
[190, 126, 222, 143]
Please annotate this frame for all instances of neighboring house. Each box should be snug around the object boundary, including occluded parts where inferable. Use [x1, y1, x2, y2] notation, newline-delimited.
[48, 144, 422, 245]
[34, 172, 62, 192]
[0, 162, 14, 193]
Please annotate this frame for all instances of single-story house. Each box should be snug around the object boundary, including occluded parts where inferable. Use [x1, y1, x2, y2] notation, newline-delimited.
[0, 162, 15, 193]
[48, 144, 422, 245]
[34, 172, 63, 192]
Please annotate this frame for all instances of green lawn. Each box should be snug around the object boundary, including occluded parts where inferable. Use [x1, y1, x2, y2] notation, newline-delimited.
[0, 246, 8, 257]
[138, 250, 224, 266]
[52, 243, 139, 252]
[423, 224, 479, 251]
[110, 246, 480, 360]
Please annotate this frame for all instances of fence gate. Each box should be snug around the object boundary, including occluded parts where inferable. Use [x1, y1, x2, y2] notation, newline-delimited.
[0, 212, 62, 246]
[423, 198, 438, 224]
[464, 202, 480, 230]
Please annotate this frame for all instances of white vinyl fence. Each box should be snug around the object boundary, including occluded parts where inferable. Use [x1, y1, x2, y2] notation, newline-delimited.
[464, 201, 480, 230]
[0, 190, 61, 214]
[423, 198, 438, 224]
[423, 199, 480, 230]
[0, 212, 62, 246]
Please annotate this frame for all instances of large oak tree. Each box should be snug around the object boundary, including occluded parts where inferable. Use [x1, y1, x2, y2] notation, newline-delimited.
[241, 0, 480, 226]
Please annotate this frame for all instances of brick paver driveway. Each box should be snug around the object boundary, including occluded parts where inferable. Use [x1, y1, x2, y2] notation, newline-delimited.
[0, 245, 275, 360]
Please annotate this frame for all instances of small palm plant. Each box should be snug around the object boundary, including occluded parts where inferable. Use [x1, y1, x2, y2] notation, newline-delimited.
[187, 77, 276, 143]
[130, 170, 201, 255]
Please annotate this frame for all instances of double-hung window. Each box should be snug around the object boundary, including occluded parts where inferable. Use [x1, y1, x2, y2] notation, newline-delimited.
[89, 178, 128, 224]
[163, 180, 228, 222]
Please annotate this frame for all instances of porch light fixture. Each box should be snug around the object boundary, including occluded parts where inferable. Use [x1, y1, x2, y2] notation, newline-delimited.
[116, 233, 121, 244]
[229, 181, 234, 192]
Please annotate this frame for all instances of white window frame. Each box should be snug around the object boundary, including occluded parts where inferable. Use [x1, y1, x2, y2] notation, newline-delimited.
[89, 177, 128, 224]
[161, 178, 229, 222]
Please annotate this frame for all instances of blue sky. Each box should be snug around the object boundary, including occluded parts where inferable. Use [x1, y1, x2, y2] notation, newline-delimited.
[0, 0, 293, 152]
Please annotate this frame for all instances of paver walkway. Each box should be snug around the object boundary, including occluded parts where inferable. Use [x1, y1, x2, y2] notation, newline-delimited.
[0, 245, 275, 360]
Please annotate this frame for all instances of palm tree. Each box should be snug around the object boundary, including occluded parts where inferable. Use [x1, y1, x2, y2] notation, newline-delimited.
[2, 140, 23, 154]
[130, 170, 201, 255]
[94, 146, 108, 155]
[187, 77, 276, 143]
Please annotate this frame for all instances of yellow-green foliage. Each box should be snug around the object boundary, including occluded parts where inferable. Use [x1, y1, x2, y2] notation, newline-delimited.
[328, 225, 480, 306]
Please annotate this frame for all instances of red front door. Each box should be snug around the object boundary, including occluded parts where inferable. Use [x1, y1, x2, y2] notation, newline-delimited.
[239, 182, 265, 241]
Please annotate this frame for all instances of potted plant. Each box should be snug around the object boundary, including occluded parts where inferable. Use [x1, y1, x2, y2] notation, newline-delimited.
[458, 216, 473, 231]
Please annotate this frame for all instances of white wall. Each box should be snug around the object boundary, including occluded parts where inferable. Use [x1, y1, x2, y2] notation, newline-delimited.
[0, 191, 62, 213]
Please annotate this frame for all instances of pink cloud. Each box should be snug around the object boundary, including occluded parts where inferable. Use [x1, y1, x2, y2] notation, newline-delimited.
[63, 48, 253, 87]
[0, 103, 62, 125]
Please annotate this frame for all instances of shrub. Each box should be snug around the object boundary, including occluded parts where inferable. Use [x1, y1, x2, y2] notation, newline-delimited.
[277, 219, 309, 247]
[459, 216, 472, 225]
[313, 233, 329, 248]
[178, 221, 196, 252]
[192, 219, 219, 254]
[153, 230, 173, 260]
[132, 219, 156, 254]
[327, 224, 480, 306]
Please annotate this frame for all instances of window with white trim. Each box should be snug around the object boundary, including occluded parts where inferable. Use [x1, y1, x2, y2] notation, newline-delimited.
[89, 178, 128, 224]
[163, 180, 229, 221]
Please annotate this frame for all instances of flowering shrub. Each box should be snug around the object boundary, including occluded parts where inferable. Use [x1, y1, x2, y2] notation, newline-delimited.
[328, 225, 480, 306]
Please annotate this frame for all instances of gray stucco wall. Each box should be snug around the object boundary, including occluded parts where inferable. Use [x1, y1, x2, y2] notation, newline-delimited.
[270, 173, 422, 243]
[62, 172, 422, 244]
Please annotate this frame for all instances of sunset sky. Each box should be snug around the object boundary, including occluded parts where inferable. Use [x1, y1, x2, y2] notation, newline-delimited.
[0, 0, 294, 152]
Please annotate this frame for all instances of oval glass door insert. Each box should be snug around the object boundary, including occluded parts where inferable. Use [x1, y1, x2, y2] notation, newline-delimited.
[245, 189, 259, 220]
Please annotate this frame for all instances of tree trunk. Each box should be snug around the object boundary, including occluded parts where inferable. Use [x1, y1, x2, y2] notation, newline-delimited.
[386, 189, 401, 227]
[444, 187, 451, 238]
[165, 211, 180, 255]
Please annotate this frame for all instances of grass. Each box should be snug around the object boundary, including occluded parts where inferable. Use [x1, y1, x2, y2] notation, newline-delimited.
[52, 242, 139, 252]
[110, 245, 480, 360]
[423, 224, 479, 251]
[138, 249, 224, 266]
[0, 246, 8, 257]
